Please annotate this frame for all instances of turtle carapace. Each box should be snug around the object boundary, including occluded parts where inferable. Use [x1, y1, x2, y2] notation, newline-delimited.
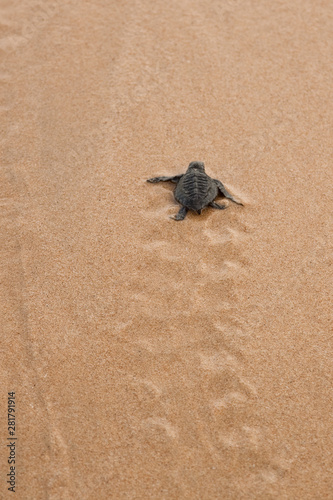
[147, 161, 243, 220]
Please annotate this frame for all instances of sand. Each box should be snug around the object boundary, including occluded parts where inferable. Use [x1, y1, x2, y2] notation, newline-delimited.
[1, 0, 332, 498]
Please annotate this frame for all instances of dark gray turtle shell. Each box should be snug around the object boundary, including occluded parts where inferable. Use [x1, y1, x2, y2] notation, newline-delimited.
[147, 161, 242, 220]
[174, 162, 218, 213]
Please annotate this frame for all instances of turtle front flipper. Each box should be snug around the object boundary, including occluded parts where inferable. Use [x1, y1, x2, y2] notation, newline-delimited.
[171, 206, 188, 221]
[147, 175, 183, 183]
[214, 179, 243, 205]
[209, 202, 227, 210]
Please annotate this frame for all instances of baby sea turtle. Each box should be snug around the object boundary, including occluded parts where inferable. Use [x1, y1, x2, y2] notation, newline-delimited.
[147, 161, 243, 220]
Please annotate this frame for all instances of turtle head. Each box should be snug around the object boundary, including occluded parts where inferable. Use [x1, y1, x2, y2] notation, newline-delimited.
[187, 161, 205, 172]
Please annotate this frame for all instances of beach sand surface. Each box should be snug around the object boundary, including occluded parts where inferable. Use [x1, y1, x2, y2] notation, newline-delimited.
[0, 0, 332, 498]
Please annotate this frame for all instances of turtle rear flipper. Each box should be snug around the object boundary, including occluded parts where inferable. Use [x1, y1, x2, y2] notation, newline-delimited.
[171, 206, 188, 221]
